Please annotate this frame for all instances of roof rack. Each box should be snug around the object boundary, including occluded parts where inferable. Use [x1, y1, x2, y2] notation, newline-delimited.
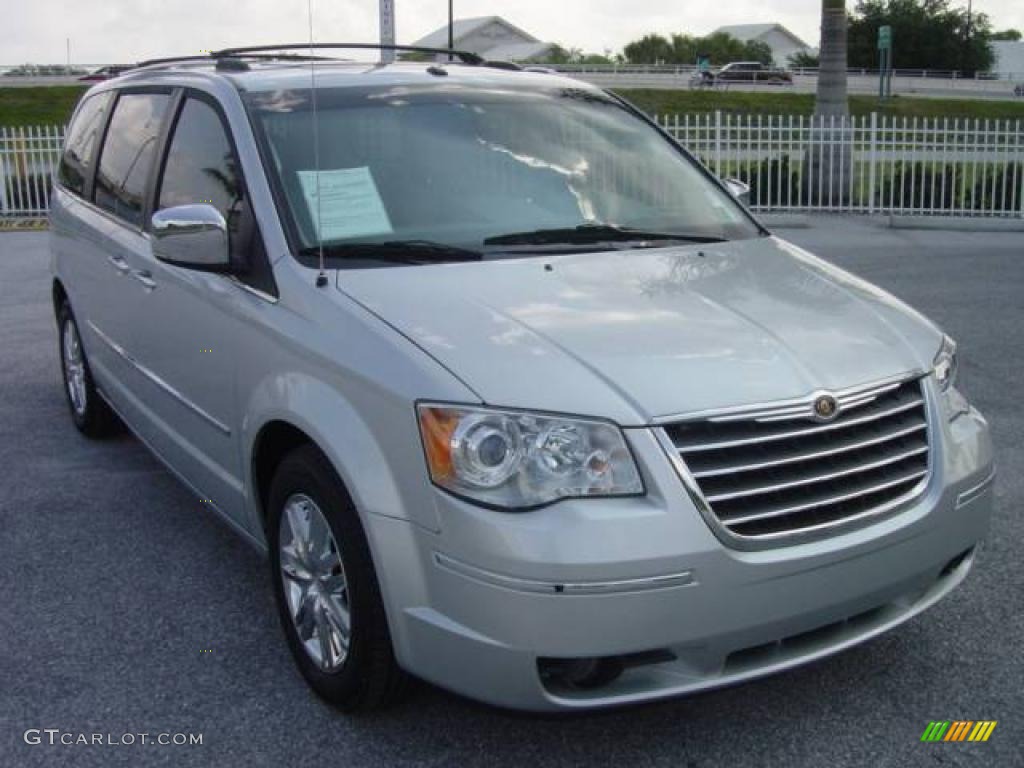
[132, 52, 336, 70]
[212, 43, 484, 66]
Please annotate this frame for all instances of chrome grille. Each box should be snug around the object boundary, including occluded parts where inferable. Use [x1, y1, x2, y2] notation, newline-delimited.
[663, 376, 931, 542]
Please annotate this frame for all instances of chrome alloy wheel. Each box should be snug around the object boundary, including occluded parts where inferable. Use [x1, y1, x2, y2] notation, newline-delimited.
[278, 493, 351, 672]
[62, 318, 87, 416]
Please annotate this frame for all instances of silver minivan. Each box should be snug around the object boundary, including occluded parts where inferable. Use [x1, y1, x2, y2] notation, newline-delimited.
[50, 46, 995, 712]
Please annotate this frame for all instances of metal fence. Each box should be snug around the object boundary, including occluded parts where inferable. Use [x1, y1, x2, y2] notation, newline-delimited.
[657, 113, 1023, 216]
[0, 125, 64, 217]
[2, 116, 1023, 218]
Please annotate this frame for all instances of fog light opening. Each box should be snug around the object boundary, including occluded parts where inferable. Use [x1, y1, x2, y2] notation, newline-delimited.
[539, 649, 677, 691]
[539, 657, 624, 690]
[940, 547, 974, 577]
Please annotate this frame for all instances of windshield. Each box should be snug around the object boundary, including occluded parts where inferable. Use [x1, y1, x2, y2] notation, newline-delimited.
[245, 83, 760, 262]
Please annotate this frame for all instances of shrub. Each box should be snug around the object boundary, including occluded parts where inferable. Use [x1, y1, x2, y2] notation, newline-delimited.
[970, 163, 1024, 213]
[878, 162, 957, 211]
[735, 156, 800, 208]
[1, 172, 52, 214]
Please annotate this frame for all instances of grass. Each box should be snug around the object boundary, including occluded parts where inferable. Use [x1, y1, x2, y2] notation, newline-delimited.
[1, 85, 1022, 127]
[614, 89, 1024, 121]
[0, 86, 88, 127]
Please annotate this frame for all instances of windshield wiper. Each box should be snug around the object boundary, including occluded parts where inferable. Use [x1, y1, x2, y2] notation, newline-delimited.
[299, 240, 483, 264]
[483, 224, 727, 247]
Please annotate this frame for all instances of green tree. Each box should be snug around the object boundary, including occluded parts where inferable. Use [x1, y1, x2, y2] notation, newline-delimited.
[544, 45, 582, 65]
[847, 1, 995, 73]
[543, 45, 615, 66]
[789, 50, 821, 68]
[991, 29, 1022, 41]
[623, 34, 674, 64]
[623, 32, 773, 65]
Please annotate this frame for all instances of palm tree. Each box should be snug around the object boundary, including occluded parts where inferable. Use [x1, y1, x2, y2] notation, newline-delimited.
[807, 0, 850, 204]
[815, 0, 849, 115]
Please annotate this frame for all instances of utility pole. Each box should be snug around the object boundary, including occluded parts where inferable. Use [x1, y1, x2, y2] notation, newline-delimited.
[964, 0, 973, 75]
[380, 0, 395, 63]
[446, 0, 454, 60]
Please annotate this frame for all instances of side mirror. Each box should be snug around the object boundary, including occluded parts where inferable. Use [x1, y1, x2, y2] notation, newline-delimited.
[724, 178, 751, 207]
[152, 204, 229, 270]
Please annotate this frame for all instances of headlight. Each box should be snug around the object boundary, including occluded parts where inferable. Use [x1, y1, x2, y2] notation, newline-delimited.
[933, 335, 958, 392]
[934, 334, 969, 420]
[417, 404, 644, 509]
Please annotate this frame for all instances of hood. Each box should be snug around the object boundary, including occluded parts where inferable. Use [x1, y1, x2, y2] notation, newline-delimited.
[336, 236, 942, 425]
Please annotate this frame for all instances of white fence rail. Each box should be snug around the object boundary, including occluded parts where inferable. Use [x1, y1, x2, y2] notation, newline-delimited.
[656, 113, 1023, 216]
[0, 125, 64, 217]
[2, 116, 1023, 218]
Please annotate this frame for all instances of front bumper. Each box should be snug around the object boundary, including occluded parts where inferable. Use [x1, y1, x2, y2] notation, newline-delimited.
[363, 406, 994, 712]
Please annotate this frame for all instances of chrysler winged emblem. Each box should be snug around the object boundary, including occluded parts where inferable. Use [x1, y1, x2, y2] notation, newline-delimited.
[813, 394, 839, 421]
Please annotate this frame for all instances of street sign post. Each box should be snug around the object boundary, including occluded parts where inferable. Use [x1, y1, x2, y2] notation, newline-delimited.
[878, 25, 892, 49]
[878, 25, 893, 99]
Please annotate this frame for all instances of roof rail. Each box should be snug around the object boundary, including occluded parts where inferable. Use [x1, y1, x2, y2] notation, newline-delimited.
[131, 52, 333, 71]
[133, 55, 214, 68]
[481, 60, 523, 71]
[212, 43, 484, 66]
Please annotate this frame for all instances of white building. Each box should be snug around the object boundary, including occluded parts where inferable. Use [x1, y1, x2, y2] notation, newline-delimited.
[411, 16, 556, 63]
[712, 23, 812, 67]
[991, 41, 1024, 79]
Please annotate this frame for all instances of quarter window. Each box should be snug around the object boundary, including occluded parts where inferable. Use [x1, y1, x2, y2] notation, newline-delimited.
[58, 91, 114, 196]
[93, 92, 170, 226]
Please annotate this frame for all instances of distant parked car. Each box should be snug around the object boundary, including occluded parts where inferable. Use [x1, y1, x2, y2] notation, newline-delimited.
[78, 65, 132, 82]
[716, 61, 792, 84]
[2, 64, 87, 77]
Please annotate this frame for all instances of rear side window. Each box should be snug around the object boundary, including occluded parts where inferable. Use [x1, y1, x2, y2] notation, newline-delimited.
[158, 98, 243, 225]
[58, 91, 114, 196]
[93, 92, 170, 226]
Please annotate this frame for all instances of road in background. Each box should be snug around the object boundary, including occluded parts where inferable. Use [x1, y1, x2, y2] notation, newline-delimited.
[0, 220, 1020, 767]
[3, 68, 1024, 100]
[574, 71, 1024, 101]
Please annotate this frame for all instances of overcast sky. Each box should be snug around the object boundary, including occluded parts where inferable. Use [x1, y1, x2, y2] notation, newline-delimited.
[3, 0, 1022, 65]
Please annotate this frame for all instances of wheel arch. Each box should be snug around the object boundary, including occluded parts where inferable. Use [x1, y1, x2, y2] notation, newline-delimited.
[243, 373, 437, 535]
[246, 401, 432, 673]
[52, 277, 68, 321]
[251, 419, 319, 532]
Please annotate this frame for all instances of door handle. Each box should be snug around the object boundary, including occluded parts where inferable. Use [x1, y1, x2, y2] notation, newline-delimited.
[132, 269, 157, 290]
[107, 255, 130, 274]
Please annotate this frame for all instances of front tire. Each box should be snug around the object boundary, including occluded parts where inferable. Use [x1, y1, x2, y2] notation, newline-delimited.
[267, 445, 407, 711]
[57, 301, 120, 437]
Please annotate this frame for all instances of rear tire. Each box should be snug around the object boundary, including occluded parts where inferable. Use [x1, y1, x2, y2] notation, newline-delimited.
[267, 444, 408, 711]
[57, 301, 120, 438]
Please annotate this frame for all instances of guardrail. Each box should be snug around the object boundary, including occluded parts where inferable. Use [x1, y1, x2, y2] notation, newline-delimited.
[570, 71, 1024, 98]
[2, 117, 1021, 219]
[554, 63, 1024, 80]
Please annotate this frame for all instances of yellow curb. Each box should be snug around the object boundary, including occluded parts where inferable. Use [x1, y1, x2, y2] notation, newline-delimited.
[0, 219, 49, 231]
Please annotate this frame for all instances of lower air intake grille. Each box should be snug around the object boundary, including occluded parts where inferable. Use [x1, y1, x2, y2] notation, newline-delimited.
[664, 376, 931, 542]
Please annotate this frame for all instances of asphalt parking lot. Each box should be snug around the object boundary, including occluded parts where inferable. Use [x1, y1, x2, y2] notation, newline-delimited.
[0, 218, 1021, 767]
